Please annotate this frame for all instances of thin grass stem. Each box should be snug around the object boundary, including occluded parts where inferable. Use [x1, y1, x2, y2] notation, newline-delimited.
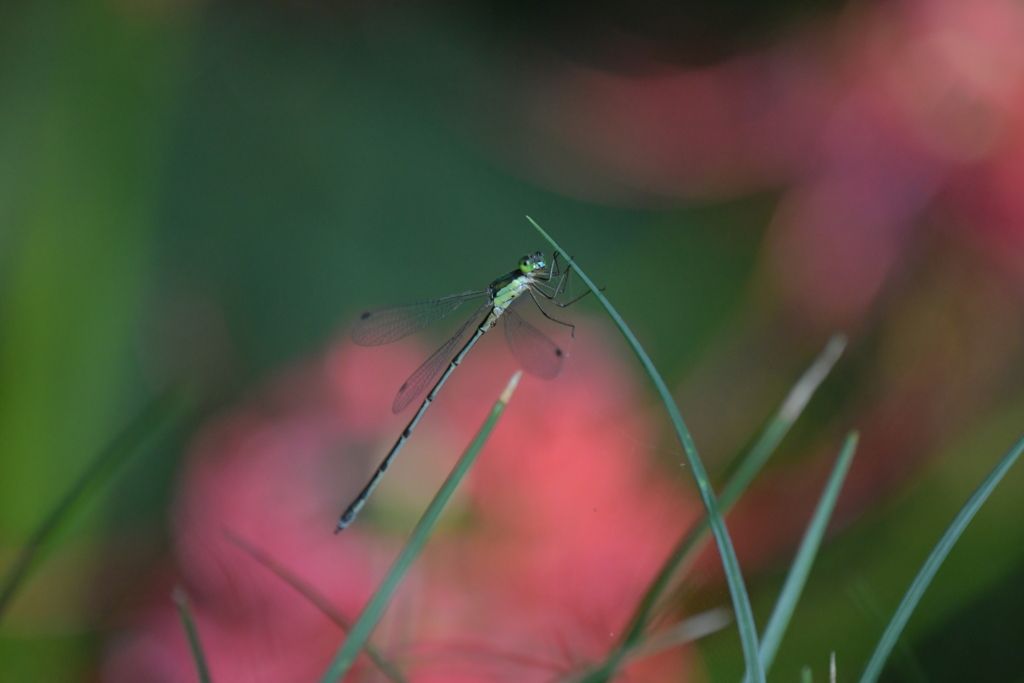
[173, 586, 214, 683]
[619, 608, 732, 668]
[0, 388, 191, 620]
[857, 430, 1024, 683]
[224, 530, 408, 683]
[745, 431, 859, 682]
[318, 371, 523, 683]
[527, 217, 765, 683]
[624, 334, 846, 652]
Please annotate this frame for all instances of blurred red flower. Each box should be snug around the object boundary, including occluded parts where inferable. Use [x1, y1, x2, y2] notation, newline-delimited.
[450, 0, 1024, 573]
[103, 321, 703, 682]
[482, 0, 1024, 328]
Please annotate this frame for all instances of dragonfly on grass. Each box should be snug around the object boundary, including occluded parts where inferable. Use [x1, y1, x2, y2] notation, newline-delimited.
[336, 251, 589, 532]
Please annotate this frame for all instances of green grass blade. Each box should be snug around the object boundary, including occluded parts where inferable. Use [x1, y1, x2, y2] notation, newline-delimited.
[0, 388, 191, 620]
[621, 608, 732, 666]
[319, 371, 523, 683]
[224, 530, 408, 683]
[627, 335, 846, 642]
[572, 609, 732, 683]
[577, 334, 846, 683]
[857, 430, 1024, 683]
[719, 333, 847, 511]
[527, 217, 765, 683]
[173, 587, 214, 683]
[749, 431, 859, 681]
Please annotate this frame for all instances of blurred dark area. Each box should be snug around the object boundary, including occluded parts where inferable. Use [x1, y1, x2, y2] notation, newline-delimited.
[441, 0, 847, 66]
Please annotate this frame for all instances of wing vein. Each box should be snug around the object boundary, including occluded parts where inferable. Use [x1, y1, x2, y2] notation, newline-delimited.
[352, 290, 488, 346]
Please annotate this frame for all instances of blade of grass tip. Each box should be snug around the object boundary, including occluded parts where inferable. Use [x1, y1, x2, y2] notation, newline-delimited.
[857, 429, 1024, 683]
[616, 332, 848, 662]
[847, 579, 929, 683]
[571, 344, 848, 683]
[573, 608, 732, 681]
[527, 217, 765, 683]
[0, 388, 191, 621]
[801, 666, 813, 683]
[173, 586, 214, 683]
[223, 530, 408, 683]
[318, 371, 523, 683]
[744, 431, 858, 683]
[720, 333, 847, 511]
[622, 607, 733, 665]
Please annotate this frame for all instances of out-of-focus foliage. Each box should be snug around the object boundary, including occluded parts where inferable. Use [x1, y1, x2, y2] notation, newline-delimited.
[2, 0, 1024, 681]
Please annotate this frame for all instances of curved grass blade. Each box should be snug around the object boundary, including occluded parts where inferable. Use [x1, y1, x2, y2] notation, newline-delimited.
[173, 587, 213, 683]
[223, 530, 407, 683]
[746, 431, 859, 682]
[627, 608, 732, 662]
[579, 335, 846, 682]
[619, 608, 733, 672]
[527, 217, 765, 683]
[0, 388, 191, 621]
[857, 430, 1024, 683]
[617, 333, 847, 659]
[503, 307, 563, 380]
[320, 371, 523, 683]
[392, 302, 489, 413]
[568, 609, 733, 683]
[352, 291, 488, 346]
[584, 433, 858, 683]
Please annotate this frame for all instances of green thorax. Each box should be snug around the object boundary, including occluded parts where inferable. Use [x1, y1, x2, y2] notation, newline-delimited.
[487, 252, 546, 315]
[489, 269, 532, 311]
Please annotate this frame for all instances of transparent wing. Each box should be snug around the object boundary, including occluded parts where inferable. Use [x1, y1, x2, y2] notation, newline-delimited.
[352, 290, 488, 347]
[503, 307, 563, 380]
[392, 302, 491, 413]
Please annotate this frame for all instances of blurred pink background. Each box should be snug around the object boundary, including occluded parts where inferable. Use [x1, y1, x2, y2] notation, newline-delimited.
[103, 0, 1024, 680]
[104, 330, 702, 681]
[5, 0, 1024, 680]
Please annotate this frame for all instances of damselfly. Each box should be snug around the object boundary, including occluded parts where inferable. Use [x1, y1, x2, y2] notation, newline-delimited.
[336, 251, 587, 531]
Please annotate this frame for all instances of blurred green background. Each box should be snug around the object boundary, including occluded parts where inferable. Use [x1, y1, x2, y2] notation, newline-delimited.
[3, 0, 1024, 681]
